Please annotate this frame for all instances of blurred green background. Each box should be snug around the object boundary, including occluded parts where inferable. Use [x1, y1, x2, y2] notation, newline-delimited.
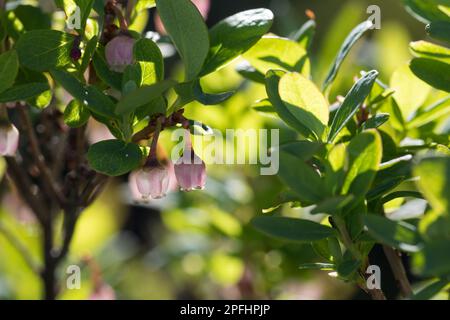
[0, 0, 437, 299]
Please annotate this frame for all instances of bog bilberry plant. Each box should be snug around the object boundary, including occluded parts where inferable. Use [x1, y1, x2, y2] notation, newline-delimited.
[0, 0, 448, 300]
[0, 0, 273, 299]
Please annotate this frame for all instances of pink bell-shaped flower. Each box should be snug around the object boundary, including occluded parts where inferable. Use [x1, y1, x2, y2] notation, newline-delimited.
[105, 35, 135, 72]
[0, 124, 19, 157]
[134, 160, 170, 200]
[174, 130, 206, 191]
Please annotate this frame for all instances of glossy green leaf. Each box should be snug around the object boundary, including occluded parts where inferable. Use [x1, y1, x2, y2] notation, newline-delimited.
[14, 5, 51, 31]
[278, 151, 326, 204]
[426, 21, 450, 43]
[115, 80, 175, 115]
[16, 30, 75, 72]
[252, 216, 335, 242]
[80, 35, 98, 73]
[322, 20, 373, 91]
[92, 48, 122, 90]
[87, 139, 143, 176]
[363, 214, 422, 252]
[337, 258, 361, 278]
[193, 81, 234, 105]
[0, 82, 49, 103]
[367, 176, 406, 201]
[64, 99, 90, 128]
[408, 95, 450, 128]
[50, 69, 117, 119]
[311, 195, 355, 215]
[390, 64, 430, 120]
[28, 89, 52, 109]
[410, 40, 450, 64]
[410, 58, 450, 92]
[243, 36, 310, 76]
[328, 70, 378, 142]
[155, 0, 209, 81]
[404, 0, 450, 24]
[200, 8, 274, 76]
[291, 19, 316, 51]
[278, 72, 329, 140]
[0, 50, 19, 94]
[133, 38, 164, 84]
[361, 113, 390, 130]
[414, 155, 450, 214]
[265, 70, 314, 138]
[342, 130, 382, 203]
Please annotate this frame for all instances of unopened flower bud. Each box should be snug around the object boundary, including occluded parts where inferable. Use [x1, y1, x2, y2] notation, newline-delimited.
[70, 47, 82, 61]
[105, 35, 135, 72]
[0, 124, 19, 157]
[134, 160, 169, 200]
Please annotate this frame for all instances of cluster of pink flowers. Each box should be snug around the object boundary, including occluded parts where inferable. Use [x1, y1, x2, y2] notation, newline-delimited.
[133, 129, 206, 200]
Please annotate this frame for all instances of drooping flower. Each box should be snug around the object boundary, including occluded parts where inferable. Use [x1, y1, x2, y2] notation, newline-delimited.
[134, 160, 170, 200]
[105, 35, 135, 72]
[174, 130, 206, 191]
[0, 124, 19, 157]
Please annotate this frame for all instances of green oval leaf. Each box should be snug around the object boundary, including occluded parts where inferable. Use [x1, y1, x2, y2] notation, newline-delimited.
[410, 58, 450, 92]
[426, 21, 450, 43]
[87, 139, 143, 176]
[16, 30, 75, 71]
[155, 0, 209, 81]
[243, 36, 310, 76]
[0, 50, 19, 94]
[278, 151, 326, 204]
[64, 99, 90, 128]
[328, 70, 378, 142]
[50, 69, 117, 119]
[265, 70, 315, 139]
[342, 130, 382, 204]
[279, 72, 329, 140]
[414, 155, 450, 214]
[92, 47, 122, 90]
[252, 216, 335, 242]
[115, 80, 175, 115]
[0, 82, 49, 103]
[133, 38, 164, 84]
[363, 214, 422, 252]
[322, 20, 373, 91]
[410, 40, 450, 64]
[200, 8, 274, 76]
[390, 63, 431, 120]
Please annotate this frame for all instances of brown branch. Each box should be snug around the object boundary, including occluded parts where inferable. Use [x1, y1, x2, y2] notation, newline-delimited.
[17, 107, 66, 207]
[383, 245, 413, 298]
[132, 123, 155, 143]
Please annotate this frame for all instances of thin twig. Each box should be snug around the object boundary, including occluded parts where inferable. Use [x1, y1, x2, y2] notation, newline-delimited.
[17, 106, 66, 207]
[0, 222, 41, 273]
[383, 245, 413, 298]
[5, 157, 47, 222]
